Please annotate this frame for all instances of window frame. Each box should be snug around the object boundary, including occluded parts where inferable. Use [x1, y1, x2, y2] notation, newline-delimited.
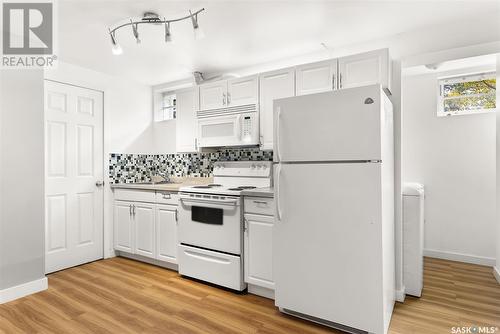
[437, 71, 496, 117]
[154, 91, 177, 122]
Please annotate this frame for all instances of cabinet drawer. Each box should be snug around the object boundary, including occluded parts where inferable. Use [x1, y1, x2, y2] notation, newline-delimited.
[178, 244, 244, 291]
[155, 191, 179, 205]
[114, 189, 155, 203]
[244, 197, 274, 216]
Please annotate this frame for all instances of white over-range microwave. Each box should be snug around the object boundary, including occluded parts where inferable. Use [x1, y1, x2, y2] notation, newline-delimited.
[197, 108, 259, 148]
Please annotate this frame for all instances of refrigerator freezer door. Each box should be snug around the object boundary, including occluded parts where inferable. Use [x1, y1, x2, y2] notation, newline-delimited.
[274, 84, 383, 162]
[274, 162, 384, 333]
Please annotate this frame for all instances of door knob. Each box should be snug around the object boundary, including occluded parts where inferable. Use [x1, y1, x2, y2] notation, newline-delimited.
[95, 181, 104, 187]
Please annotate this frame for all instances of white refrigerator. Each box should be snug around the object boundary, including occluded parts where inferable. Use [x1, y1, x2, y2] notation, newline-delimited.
[273, 84, 395, 334]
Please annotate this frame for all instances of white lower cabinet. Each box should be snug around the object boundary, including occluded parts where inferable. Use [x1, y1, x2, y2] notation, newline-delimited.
[156, 204, 178, 263]
[244, 213, 275, 290]
[114, 201, 134, 253]
[113, 191, 179, 265]
[134, 203, 155, 259]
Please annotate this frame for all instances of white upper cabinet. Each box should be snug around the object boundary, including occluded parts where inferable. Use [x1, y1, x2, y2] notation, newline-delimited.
[199, 80, 227, 110]
[199, 75, 259, 111]
[176, 88, 199, 153]
[295, 59, 337, 96]
[134, 203, 156, 259]
[338, 48, 390, 91]
[259, 68, 295, 150]
[227, 75, 259, 107]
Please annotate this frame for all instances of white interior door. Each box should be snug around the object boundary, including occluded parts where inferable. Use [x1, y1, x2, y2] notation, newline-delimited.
[44, 80, 104, 273]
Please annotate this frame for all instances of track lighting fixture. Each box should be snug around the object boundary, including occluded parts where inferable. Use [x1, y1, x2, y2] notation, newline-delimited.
[108, 8, 205, 55]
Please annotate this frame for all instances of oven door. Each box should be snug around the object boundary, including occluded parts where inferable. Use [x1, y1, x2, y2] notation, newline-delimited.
[198, 112, 258, 148]
[178, 193, 242, 255]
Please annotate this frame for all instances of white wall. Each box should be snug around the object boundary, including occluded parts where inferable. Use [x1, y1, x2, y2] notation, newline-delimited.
[0, 70, 46, 291]
[403, 65, 497, 265]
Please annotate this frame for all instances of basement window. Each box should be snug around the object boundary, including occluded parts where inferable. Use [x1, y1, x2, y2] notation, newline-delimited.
[437, 72, 496, 117]
[155, 92, 176, 122]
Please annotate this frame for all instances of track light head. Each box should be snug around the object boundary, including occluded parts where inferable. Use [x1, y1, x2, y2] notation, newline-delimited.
[109, 30, 123, 55]
[131, 19, 140, 43]
[164, 20, 172, 43]
[189, 10, 205, 40]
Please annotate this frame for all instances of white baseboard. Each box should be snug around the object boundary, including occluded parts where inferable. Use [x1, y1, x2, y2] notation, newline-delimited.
[395, 287, 405, 303]
[424, 249, 496, 266]
[493, 266, 500, 284]
[0, 277, 48, 304]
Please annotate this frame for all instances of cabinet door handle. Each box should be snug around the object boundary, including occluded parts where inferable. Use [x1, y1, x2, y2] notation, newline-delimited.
[175, 209, 178, 224]
[332, 74, 336, 90]
[244, 218, 248, 232]
[222, 93, 226, 105]
[253, 200, 268, 205]
[339, 73, 343, 89]
[129, 204, 132, 215]
[227, 92, 231, 105]
[132, 204, 136, 216]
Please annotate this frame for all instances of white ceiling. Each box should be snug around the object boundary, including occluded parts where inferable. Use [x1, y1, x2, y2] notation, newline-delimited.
[57, 0, 500, 86]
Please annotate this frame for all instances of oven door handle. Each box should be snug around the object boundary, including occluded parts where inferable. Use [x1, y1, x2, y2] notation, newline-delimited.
[179, 196, 239, 206]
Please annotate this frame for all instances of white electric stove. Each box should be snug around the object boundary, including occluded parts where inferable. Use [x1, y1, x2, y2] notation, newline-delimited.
[177, 161, 273, 291]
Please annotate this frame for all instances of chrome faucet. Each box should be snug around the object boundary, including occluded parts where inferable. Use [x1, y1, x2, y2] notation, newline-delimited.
[151, 171, 170, 184]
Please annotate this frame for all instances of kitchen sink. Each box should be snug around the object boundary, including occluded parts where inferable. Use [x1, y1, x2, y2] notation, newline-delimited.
[137, 181, 180, 185]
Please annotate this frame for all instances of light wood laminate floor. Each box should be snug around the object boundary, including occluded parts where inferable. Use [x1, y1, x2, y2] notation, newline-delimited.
[0, 257, 498, 333]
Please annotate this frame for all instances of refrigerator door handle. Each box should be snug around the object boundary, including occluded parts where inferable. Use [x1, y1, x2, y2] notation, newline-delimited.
[276, 107, 282, 162]
[276, 164, 282, 221]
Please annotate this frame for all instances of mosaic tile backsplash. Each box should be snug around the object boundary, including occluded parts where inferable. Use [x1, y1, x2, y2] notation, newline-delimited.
[109, 148, 273, 184]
